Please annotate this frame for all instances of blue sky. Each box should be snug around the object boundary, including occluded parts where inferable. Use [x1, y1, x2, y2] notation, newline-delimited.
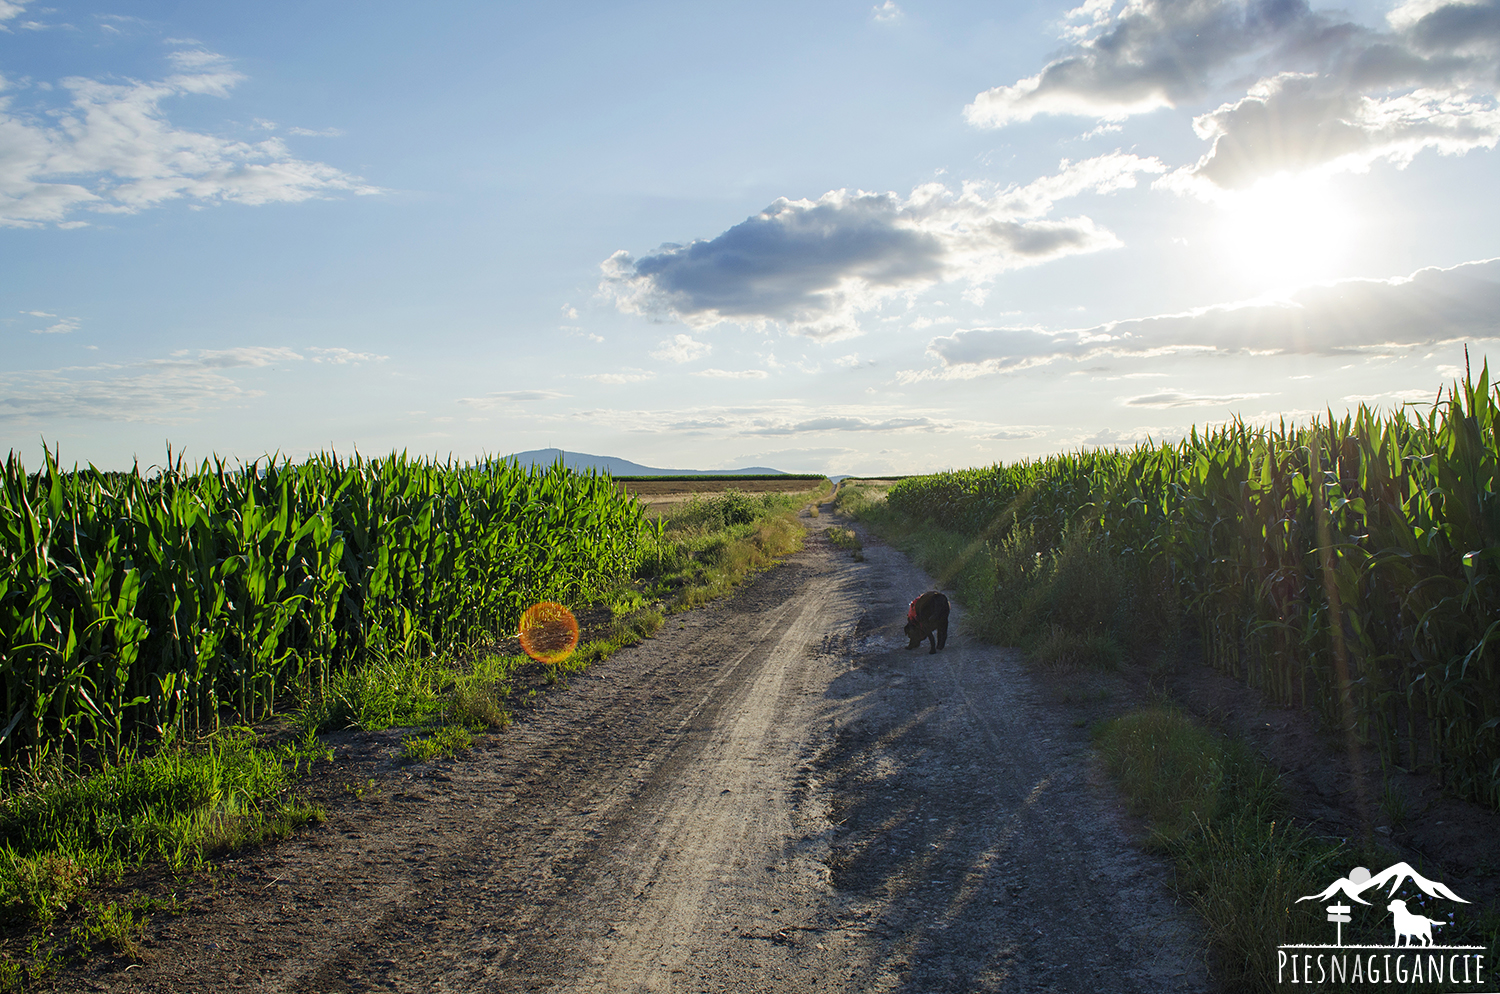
[4, 0, 1499, 474]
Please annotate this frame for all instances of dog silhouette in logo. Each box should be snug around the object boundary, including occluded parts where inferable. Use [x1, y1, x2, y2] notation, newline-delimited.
[1388, 899, 1445, 947]
[904, 591, 949, 654]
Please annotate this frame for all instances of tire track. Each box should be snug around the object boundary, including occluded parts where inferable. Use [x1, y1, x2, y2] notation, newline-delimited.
[55, 517, 1208, 993]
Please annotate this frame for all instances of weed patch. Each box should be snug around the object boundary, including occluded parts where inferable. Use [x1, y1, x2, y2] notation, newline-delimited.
[401, 727, 473, 764]
[1097, 707, 1375, 992]
[0, 732, 326, 929]
[826, 526, 863, 560]
[69, 895, 150, 961]
[642, 487, 819, 613]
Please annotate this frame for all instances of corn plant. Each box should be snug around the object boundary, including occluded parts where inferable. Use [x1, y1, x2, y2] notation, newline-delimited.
[885, 364, 1500, 809]
[1, 449, 651, 770]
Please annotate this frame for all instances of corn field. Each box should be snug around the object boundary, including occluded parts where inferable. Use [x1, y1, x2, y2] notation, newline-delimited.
[0, 450, 653, 769]
[887, 368, 1500, 810]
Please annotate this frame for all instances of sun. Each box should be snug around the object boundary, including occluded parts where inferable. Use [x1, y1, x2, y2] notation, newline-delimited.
[1213, 174, 1357, 291]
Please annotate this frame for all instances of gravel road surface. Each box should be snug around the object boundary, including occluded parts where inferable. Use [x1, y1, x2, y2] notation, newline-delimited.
[61, 512, 1207, 993]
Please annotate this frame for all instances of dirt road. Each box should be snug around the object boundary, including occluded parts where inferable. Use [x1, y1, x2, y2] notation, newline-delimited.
[65, 512, 1207, 993]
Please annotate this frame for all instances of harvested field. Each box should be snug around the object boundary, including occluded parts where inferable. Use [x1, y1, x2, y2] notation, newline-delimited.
[617, 477, 825, 515]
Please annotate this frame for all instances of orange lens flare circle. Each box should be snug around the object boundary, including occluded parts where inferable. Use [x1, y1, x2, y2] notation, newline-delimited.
[518, 602, 579, 663]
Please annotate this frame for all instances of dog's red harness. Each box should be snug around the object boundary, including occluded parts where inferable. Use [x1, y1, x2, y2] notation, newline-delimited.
[907, 596, 920, 624]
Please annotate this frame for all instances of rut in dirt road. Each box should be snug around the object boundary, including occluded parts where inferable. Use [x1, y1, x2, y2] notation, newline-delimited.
[62, 513, 1207, 993]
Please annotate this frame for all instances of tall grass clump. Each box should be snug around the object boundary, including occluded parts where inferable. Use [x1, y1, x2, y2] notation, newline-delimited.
[1098, 707, 1351, 992]
[644, 486, 822, 611]
[873, 363, 1500, 810]
[0, 450, 653, 772]
[0, 731, 326, 927]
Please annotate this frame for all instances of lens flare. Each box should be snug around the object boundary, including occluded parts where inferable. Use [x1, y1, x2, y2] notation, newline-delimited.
[518, 601, 579, 663]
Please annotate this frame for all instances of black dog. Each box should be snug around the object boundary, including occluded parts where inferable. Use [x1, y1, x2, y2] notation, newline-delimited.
[904, 591, 949, 654]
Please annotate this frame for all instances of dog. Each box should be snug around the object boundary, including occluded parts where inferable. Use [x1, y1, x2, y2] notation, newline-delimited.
[1388, 899, 1445, 947]
[904, 591, 949, 654]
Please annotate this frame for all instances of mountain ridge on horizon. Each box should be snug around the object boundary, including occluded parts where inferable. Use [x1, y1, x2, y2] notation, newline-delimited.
[503, 448, 790, 477]
[1296, 861, 1470, 905]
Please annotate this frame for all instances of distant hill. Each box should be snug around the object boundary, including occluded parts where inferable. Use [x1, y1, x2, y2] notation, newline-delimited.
[503, 448, 788, 477]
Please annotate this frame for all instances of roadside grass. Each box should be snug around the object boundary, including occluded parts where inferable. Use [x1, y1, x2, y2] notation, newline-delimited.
[831, 480, 886, 519]
[0, 730, 327, 987]
[1098, 708, 1344, 991]
[401, 726, 473, 764]
[838, 482, 1164, 668]
[0, 478, 824, 988]
[842, 483, 1500, 991]
[0, 731, 328, 926]
[825, 526, 863, 560]
[1097, 707, 1500, 992]
[641, 485, 825, 613]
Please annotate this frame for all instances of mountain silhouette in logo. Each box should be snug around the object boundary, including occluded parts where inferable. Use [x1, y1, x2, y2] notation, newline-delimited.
[1296, 862, 1469, 906]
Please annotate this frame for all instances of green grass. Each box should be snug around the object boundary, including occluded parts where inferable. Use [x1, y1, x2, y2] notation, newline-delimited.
[0, 474, 822, 990]
[855, 468, 1495, 990]
[1096, 706, 1500, 992]
[831, 480, 886, 519]
[68, 893, 156, 961]
[825, 526, 863, 559]
[856, 469, 1500, 991]
[0, 731, 327, 930]
[639, 485, 823, 613]
[401, 726, 473, 763]
[1098, 707, 1347, 990]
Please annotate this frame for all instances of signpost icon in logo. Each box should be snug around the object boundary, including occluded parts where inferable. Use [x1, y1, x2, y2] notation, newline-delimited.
[1326, 902, 1351, 946]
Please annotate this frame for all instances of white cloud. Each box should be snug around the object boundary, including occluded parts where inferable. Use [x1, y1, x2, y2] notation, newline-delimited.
[968, 0, 1500, 188]
[0, 345, 347, 424]
[307, 347, 388, 364]
[909, 257, 1500, 380]
[1074, 425, 1181, 446]
[984, 425, 1049, 440]
[1123, 388, 1273, 408]
[0, 2, 26, 28]
[0, 367, 254, 424]
[649, 333, 712, 363]
[601, 154, 1163, 340]
[693, 368, 770, 379]
[966, 0, 1302, 127]
[0, 51, 379, 227]
[166, 49, 230, 70]
[1165, 73, 1500, 192]
[1340, 387, 1443, 404]
[457, 390, 571, 408]
[154, 346, 303, 369]
[834, 354, 869, 368]
[742, 415, 935, 434]
[0, 342, 399, 425]
[872, 1, 902, 23]
[585, 369, 657, 384]
[30, 316, 79, 334]
[286, 126, 346, 137]
[568, 403, 980, 438]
